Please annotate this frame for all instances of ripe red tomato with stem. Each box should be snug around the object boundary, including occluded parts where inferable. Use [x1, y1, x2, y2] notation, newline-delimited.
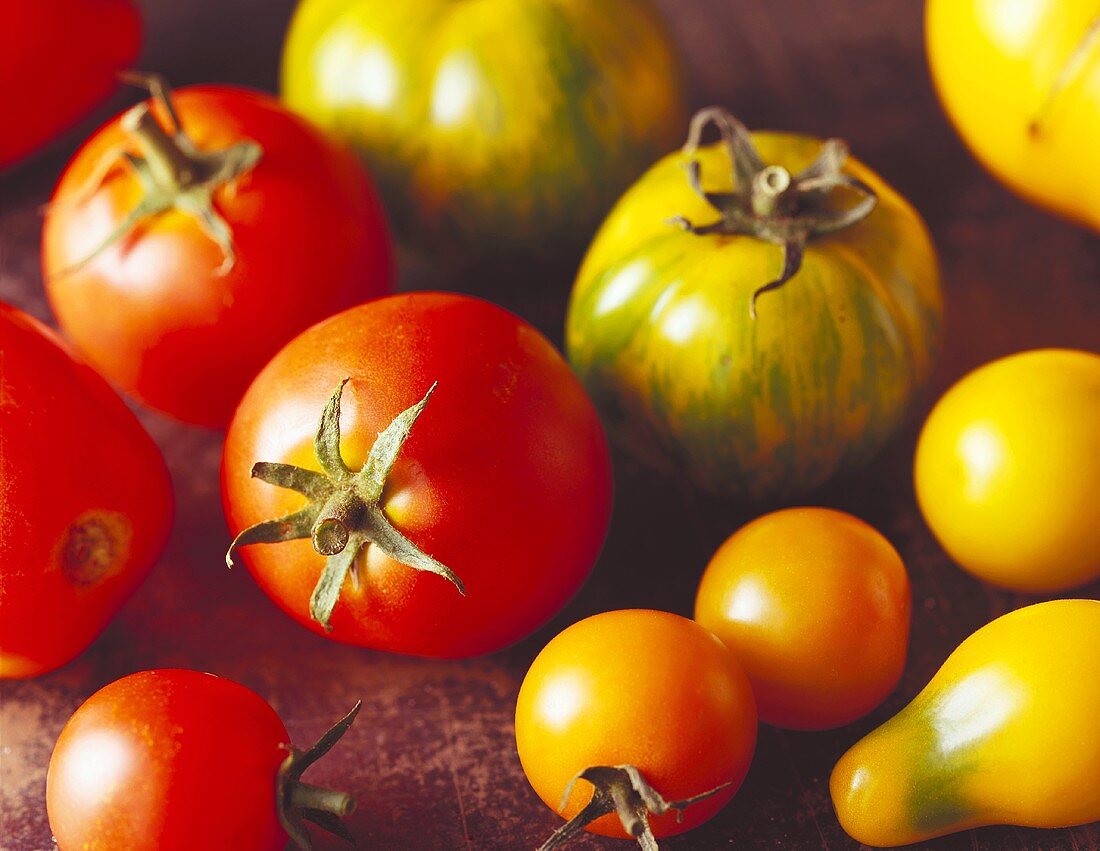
[515, 610, 757, 848]
[0, 302, 173, 679]
[46, 669, 360, 850]
[42, 75, 393, 428]
[0, 0, 141, 168]
[222, 292, 613, 658]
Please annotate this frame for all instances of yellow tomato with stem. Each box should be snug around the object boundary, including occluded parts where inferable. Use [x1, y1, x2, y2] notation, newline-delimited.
[914, 349, 1100, 592]
[927, 0, 1100, 229]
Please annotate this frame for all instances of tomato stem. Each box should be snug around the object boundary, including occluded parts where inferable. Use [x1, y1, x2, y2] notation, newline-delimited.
[536, 764, 732, 851]
[48, 73, 262, 279]
[277, 701, 362, 849]
[289, 782, 356, 818]
[122, 105, 193, 189]
[311, 490, 362, 556]
[225, 381, 465, 631]
[670, 106, 877, 318]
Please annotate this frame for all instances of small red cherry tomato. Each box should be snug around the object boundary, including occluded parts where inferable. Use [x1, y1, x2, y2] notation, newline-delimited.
[0, 0, 141, 168]
[0, 302, 173, 679]
[222, 292, 613, 658]
[46, 669, 360, 851]
[43, 77, 393, 427]
[694, 507, 911, 730]
[515, 610, 757, 844]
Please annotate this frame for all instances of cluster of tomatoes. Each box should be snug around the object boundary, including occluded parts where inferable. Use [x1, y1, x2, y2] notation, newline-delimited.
[3, 0, 1100, 848]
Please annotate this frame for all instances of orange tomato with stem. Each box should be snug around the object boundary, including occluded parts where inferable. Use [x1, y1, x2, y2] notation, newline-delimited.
[694, 507, 911, 730]
[515, 610, 757, 847]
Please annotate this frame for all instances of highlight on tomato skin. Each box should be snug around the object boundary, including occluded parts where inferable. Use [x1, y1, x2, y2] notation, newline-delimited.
[694, 507, 912, 731]
[515, 609, 757, 845]
[46, 669, 361, 851]
[830, 599, 1100, 848]
[222, 291, 614, 659]
[926, 0, 1100, 231]
[280, 0, 687, 260]
[42, 78, 394, 428]
[0, 302, 173, 680]
[914, 348, 1100, 592]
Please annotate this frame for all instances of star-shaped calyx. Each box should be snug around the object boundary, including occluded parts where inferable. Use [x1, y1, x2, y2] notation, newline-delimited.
[277, 701, 361, 850]
[50, 72, 262, 278]
[226, 379, 464, 630]
[670, 106, 878, 318]
[536, 765, 732, 851]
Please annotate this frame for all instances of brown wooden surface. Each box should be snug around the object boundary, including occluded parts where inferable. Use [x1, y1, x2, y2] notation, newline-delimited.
[2, 1, 1100, 849]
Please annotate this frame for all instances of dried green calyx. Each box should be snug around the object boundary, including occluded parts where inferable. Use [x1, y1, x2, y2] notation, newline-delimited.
[226, 380, 464, 630]
[52, 72, 262, 277]
[277, 701, 361, 850]
[671, 106, 877, 318]
[537, 765, 731, 851]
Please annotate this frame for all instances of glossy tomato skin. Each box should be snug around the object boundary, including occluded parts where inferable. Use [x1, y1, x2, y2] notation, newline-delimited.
[0, 304, 173, 679]
[831, 600, 1100, 846]
[43, 86, 393, 428]
[695, 508, 911, 730]
[0, 0, 140, 168]
[222, 292, 613, 658]
[281, 0, 685, 259]
[915, 349, 1100, 592]
[47, 669, 291, 850]
[567, 133, 942, 499]
[927, 0, 1100, 230]
[515, 610, 757, 840]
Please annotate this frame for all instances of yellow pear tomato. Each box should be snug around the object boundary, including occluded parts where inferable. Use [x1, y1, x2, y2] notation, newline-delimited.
[832, 599, 1100, 846]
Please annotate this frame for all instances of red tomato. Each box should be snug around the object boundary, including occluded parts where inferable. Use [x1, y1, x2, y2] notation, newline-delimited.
[222, 292, 613, 658]
[694, 507, 911, 730]
[515, 610, 757, 842]
[43, 81, 393, 427]
[0, 303, 173, 679]
[46, 669, 359, 851]
[0, 0, 140, 168]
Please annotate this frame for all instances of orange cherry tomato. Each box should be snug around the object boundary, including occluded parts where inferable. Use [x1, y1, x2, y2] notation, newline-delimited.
[694, 507, 911, 730]
[515, 610, 757, 842]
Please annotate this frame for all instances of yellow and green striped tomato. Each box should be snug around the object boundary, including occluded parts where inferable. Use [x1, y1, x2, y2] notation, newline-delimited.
[280, 0, 686, 259]
[566, 133, 943, 499]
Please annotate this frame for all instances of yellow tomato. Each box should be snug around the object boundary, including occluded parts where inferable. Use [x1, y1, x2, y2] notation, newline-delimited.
[927, 0, 1100, 229]
[831, 599, 1100, 846]
[914, 349, 1100, 592]
[695, 508, 911, 731]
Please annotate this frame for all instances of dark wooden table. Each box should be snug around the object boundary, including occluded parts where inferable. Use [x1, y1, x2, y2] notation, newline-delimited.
[2, 1, 1099, 849]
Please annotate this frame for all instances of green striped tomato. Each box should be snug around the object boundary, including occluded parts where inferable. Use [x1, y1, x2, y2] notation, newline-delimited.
[566, 127, 942, 499]
[280, 0, 685, 260]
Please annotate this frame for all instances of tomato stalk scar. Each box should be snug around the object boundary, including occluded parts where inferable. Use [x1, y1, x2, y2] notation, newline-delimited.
[225, 379, 465, 631]
[669, 106, 877, 318]
[537, 765, 732, 851]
